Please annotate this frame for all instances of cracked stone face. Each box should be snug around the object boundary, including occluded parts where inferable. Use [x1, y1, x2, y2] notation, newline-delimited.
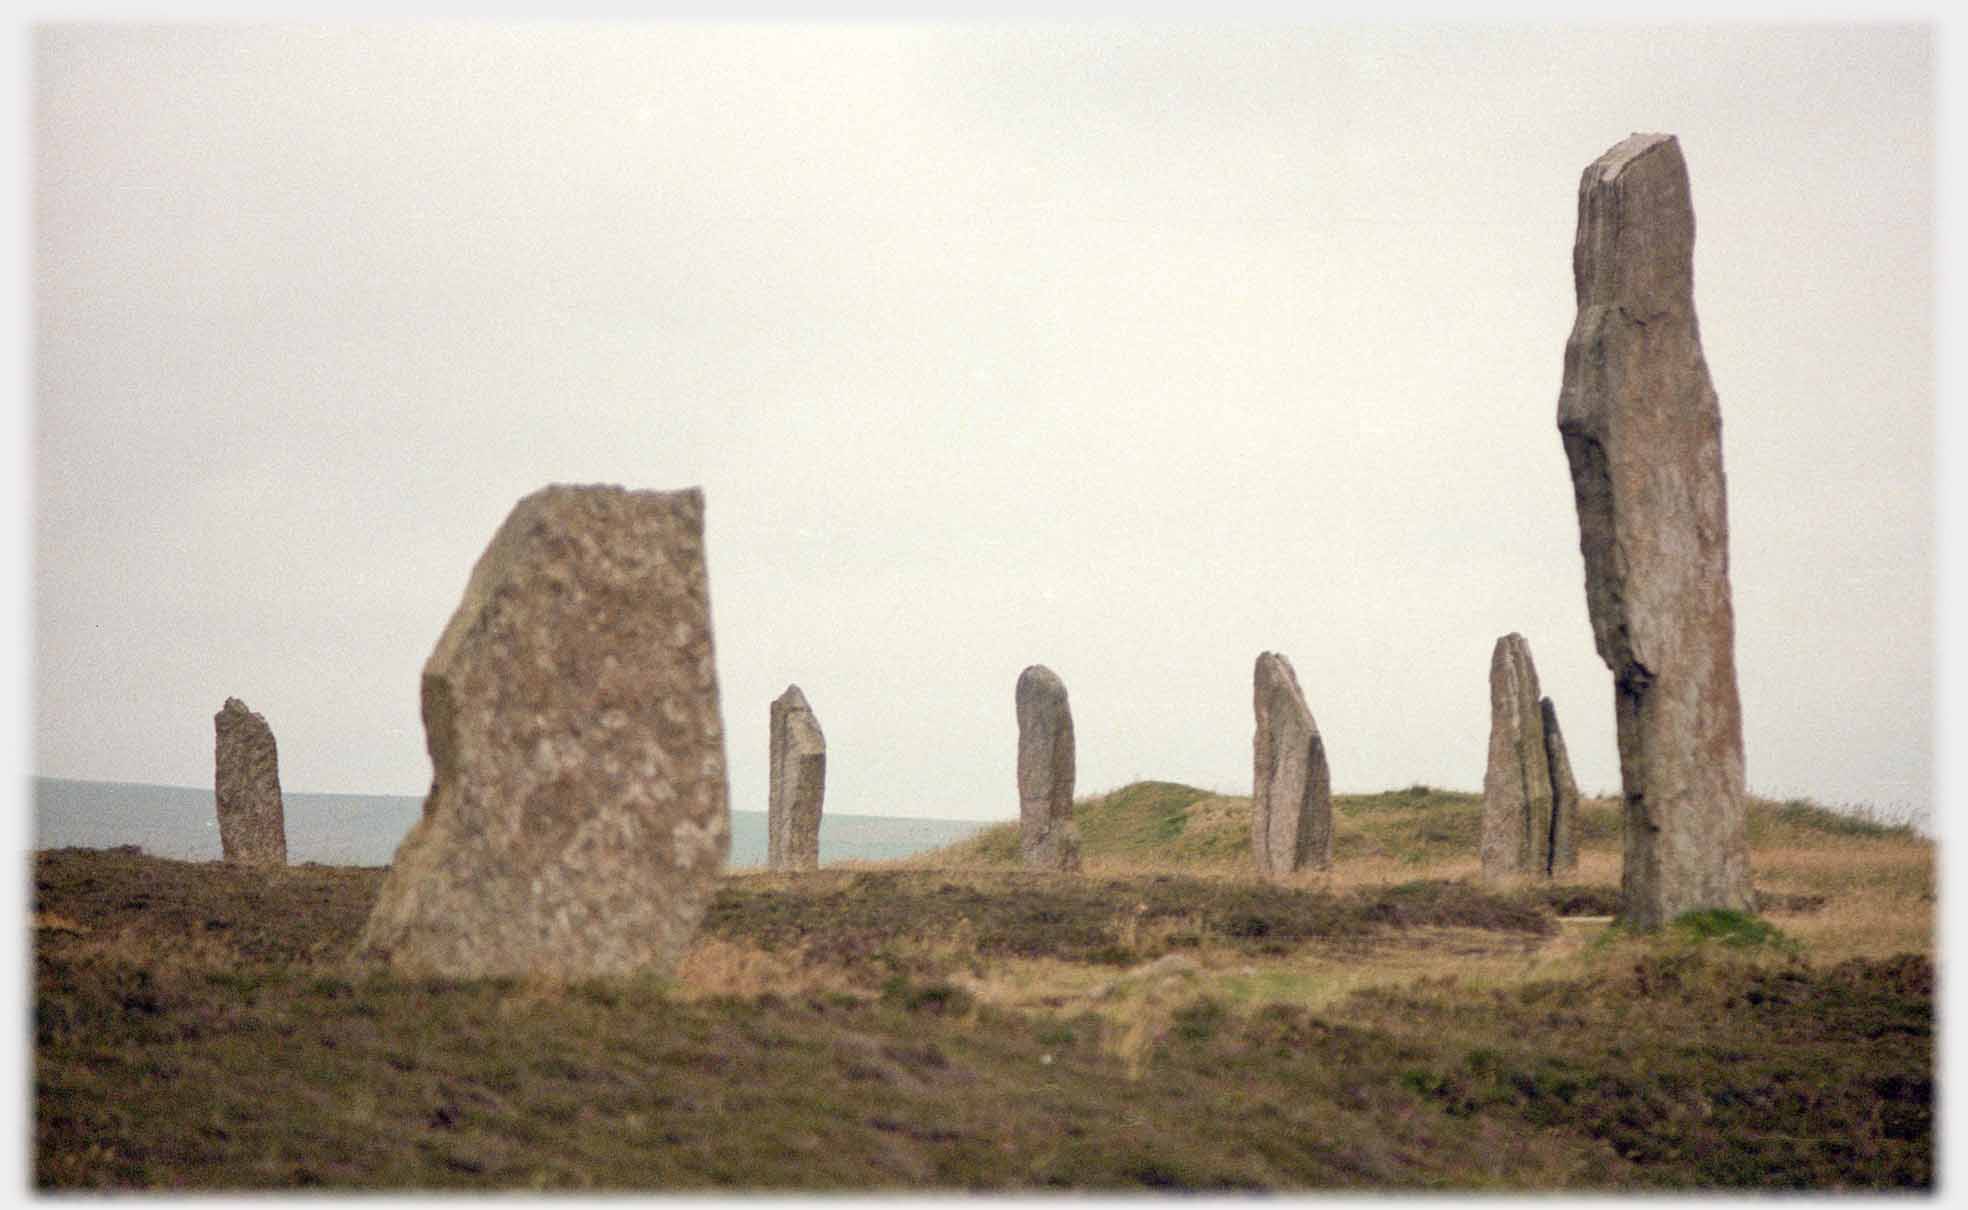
[1542, 697, 1580, 876]
[1251, 651, 1332, 877]
[1557, 133, 1752, 926]
[1480, 635, 1554, 881]
[355, 484, 731, 979]
[1016, 665, 1080, 872]
[213, 696, 286, 867]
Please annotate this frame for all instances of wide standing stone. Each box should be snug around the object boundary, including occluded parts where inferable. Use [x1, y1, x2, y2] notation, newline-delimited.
[768, 685, 826, 872]
[1251, 652, 1332, 876]
[355, 484, 731, 979]
[1558, 133, 1753, 927]
[1016, 665, 1080, 872]
[1542, 696, 1580, 875]
[213, 697, 287, 866]
[1480, 635, 1555, 880]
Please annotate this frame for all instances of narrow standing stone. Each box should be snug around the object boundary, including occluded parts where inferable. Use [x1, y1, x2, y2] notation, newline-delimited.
[355, 484, 731, 979]
[1251, 652, 1333, 876]
[1541, 696, 1580, 875]
[1479, 635, 1554, 880]
[768, 685, 826, 872]
[213, 697, 287, 866]
[1016, 665, 1080, 872]
[1557, 133, 1753, 927]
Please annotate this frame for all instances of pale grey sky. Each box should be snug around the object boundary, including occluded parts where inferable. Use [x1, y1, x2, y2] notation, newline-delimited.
[28, 22, 1939, 827]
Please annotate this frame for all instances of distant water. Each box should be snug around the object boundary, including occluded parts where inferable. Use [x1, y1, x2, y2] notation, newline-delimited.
[31, 778, 989, 870]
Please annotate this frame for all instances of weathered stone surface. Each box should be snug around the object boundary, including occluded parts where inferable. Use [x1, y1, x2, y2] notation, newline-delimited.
[355, 484, 731, 979]
[768, 684, 825, 872]
[1557, 133, 1753, 927]
[1480, 635, 1554, 880]
[1251, 652, 1332, 876]
[213, 697, 286, 866]
[1542, 696, 1580, 875]
[1016, 665, 1080, 872]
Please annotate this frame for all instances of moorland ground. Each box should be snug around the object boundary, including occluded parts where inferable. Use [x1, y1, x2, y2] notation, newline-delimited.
[33, 782, 1933, 1191]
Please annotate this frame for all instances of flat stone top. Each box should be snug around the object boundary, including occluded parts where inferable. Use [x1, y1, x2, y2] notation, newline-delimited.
[524, 481, 703, 509]
[1587, 132, 1678, 184]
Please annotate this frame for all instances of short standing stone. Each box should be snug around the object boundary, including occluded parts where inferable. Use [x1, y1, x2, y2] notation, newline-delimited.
[1251, 652, 1332, 876]
[1542, 697, 1580, 875]
[1016, 665, 1080, 872]
[1557, 133, 1753, 927]
[1479, 635, 1554, 880]
[768, 685, 826, 872]
[355, 484, 731, 979]
[213, 697, 286, 866]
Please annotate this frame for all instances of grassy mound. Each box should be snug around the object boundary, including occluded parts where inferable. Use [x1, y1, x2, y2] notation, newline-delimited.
[929, 781, 1622, 871]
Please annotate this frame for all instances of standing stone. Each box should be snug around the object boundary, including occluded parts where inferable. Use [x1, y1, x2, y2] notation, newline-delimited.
[1015, 665, 1080, 872]
[1558, 133, 1753, 927]
[355, 485, 731, 979]
[767, 685, 826, 872]
[1251, 652, 1333, 876]
[1480, 635, 1555, 880]
[1541, 697, 1580, 876]
[213, 697, 287, 866]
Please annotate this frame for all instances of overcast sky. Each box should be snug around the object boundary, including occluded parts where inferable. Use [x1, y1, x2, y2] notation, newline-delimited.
[28, 22, 1938, 829]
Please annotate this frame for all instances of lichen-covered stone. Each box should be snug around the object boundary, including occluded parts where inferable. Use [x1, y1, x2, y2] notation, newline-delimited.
[1541, 696, 1580, 875]
[213, 697, 286, 866]
[1016, 665, 1080, 872]
[1480, 635, 1554, 880]
[1251, 652, 1332, 877]
[1557, 133, 1753, 926]
[355, 484, 730, 979]
[768, 685, 825, 872]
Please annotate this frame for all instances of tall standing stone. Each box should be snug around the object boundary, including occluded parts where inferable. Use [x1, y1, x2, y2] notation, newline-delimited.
[1015, 665, 1080, 872]
[213, 697, 287, 866]
[1558, 133, 1753, 927]
[1480, 635, 1555, 880]
[355, 485, 731, 979]
[1251, 652, 1332, 876]
[767, 685, 826, 872]
[1541, 696, 1580, 875]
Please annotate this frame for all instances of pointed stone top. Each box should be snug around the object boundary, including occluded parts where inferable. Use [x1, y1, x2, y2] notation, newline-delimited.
[1491, 633, 1533, 664]
[773, 684, 811, 712]
[218, 697, 255, 718]
[773, 683, 823, 752]
[1254, 651, 1309, 707]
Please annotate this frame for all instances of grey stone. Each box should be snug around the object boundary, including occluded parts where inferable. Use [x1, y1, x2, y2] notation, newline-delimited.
[1542, 696, 1580, 875]
[767, 685, 825, 872]
[355, 484, 731, 979]
[1557, 133, 1753, 926]
[1480, 635, 1554, 880]
[1251, 652, 1332, 876]
[213, 697, 286, 866]
[1016, 665, 1080, 872]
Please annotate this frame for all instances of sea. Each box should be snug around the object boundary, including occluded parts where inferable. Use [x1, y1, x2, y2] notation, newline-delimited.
[30, 777, 991, 870]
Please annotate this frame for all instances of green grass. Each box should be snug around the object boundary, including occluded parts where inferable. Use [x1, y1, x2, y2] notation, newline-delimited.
[1745, 796, 1921, 844]
[31, 774, 1935, 1192]
[930, 782, 1515, 870]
